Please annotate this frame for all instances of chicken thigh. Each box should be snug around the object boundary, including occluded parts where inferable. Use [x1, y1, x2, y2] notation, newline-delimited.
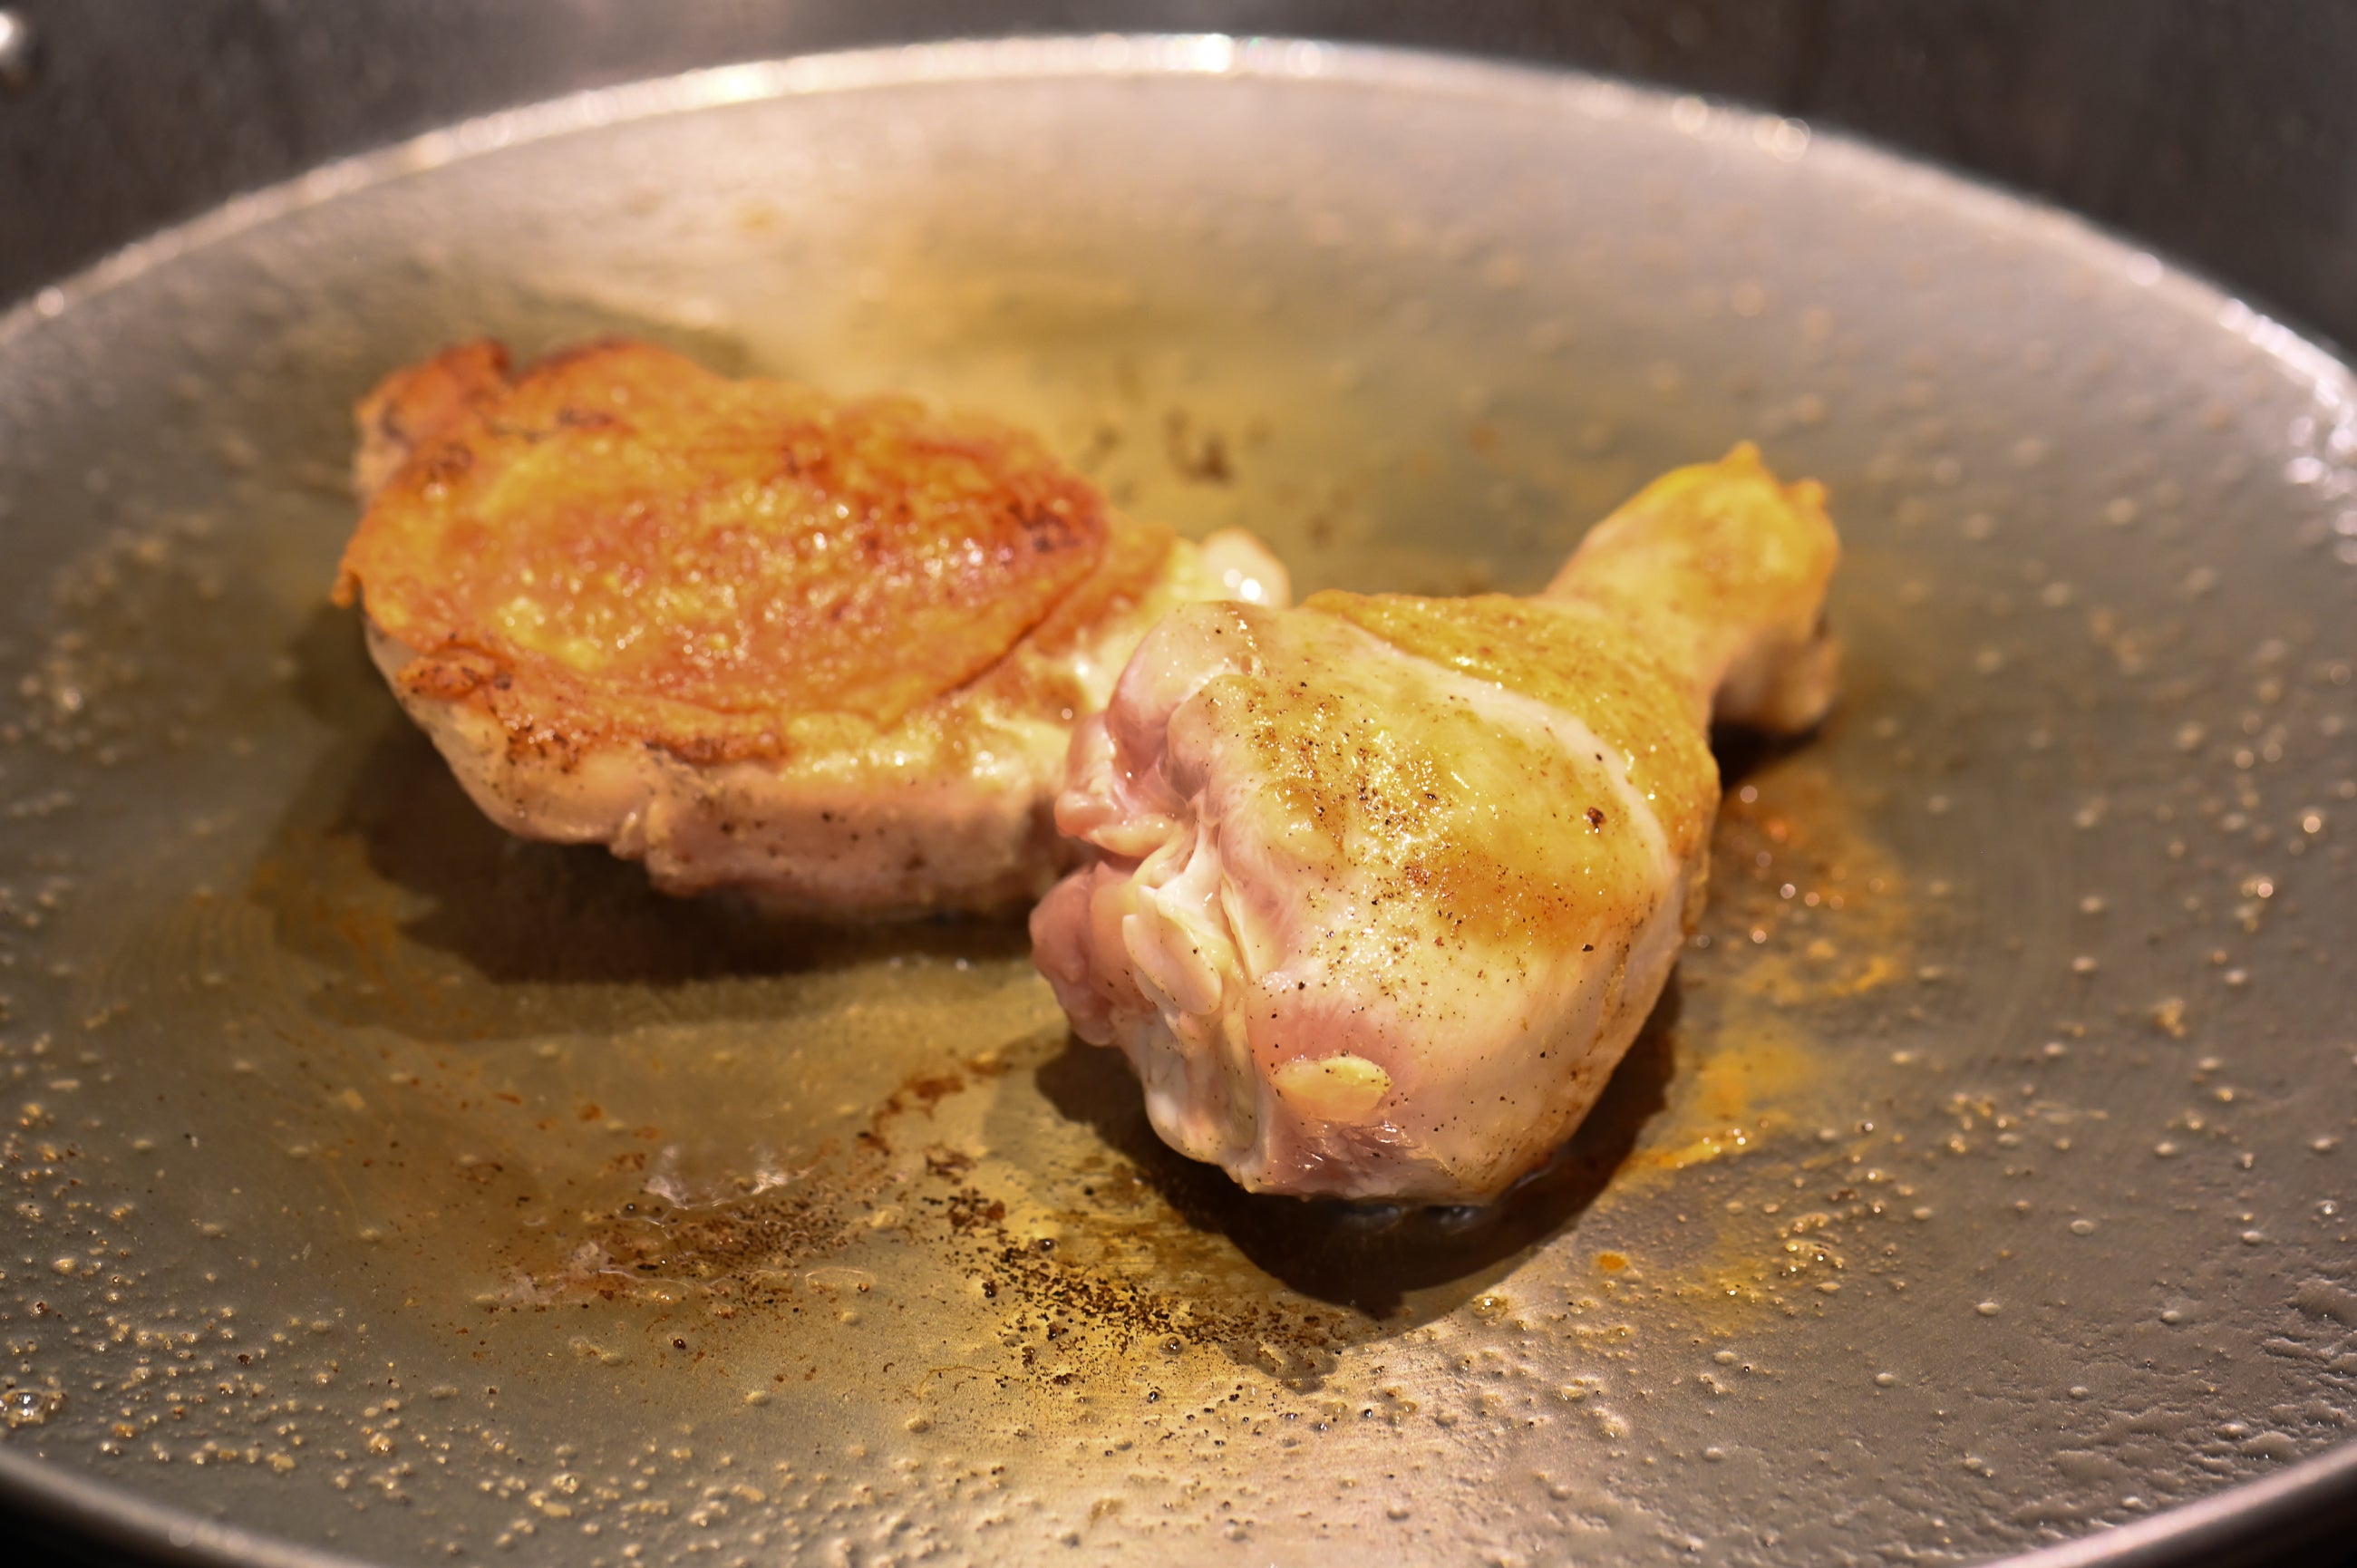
[1030, 446, 1838, 1201]
[335, 339, 1286, 917]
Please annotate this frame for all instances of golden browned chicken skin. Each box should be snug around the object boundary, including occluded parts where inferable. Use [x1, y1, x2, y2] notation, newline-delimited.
[335, 339, 1286, 916]
[1030, 447, 1838, 1201]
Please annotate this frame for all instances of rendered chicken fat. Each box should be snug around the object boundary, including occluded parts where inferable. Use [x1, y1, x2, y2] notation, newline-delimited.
[1030, 446, 1839, 1202]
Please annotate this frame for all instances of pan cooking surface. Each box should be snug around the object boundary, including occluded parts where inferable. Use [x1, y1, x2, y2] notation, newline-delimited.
[0, 37, 2350, 1566]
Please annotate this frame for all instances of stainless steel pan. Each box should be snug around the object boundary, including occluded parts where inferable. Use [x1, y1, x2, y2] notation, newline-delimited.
[0, 25, 2352, 1568]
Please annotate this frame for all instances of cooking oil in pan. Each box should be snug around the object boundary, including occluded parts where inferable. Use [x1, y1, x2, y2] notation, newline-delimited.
[0, 35, 2350, 1566]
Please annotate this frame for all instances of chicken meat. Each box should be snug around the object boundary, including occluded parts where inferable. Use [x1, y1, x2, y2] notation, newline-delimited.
[1030, 446, 1838, 1201]
[335, 338, 1287, 917]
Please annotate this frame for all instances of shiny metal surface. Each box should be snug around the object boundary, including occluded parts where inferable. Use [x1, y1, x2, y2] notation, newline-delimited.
[13, 4, 2357, 363]
[0, 35, 2351, 1566]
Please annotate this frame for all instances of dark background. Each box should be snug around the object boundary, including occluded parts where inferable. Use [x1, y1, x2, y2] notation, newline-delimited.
[2, 4, 2355, 1564]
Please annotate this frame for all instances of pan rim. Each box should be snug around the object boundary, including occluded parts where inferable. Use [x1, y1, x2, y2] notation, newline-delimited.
[0, 30, 2350, 1568]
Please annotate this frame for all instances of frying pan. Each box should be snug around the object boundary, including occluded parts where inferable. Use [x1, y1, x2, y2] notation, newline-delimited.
[1, 7, 2354, 1567]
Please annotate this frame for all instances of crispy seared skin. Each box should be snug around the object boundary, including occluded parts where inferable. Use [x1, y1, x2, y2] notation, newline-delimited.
[341, 338, 1129, 759]
[335, 339, 1287, 915]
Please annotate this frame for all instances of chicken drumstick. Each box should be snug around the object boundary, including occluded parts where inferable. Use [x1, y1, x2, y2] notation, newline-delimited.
[1029, 446, 1838, 1201]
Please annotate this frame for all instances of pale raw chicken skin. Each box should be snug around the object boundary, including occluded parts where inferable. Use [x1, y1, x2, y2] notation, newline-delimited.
[1030, 446, 1838, 1201]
